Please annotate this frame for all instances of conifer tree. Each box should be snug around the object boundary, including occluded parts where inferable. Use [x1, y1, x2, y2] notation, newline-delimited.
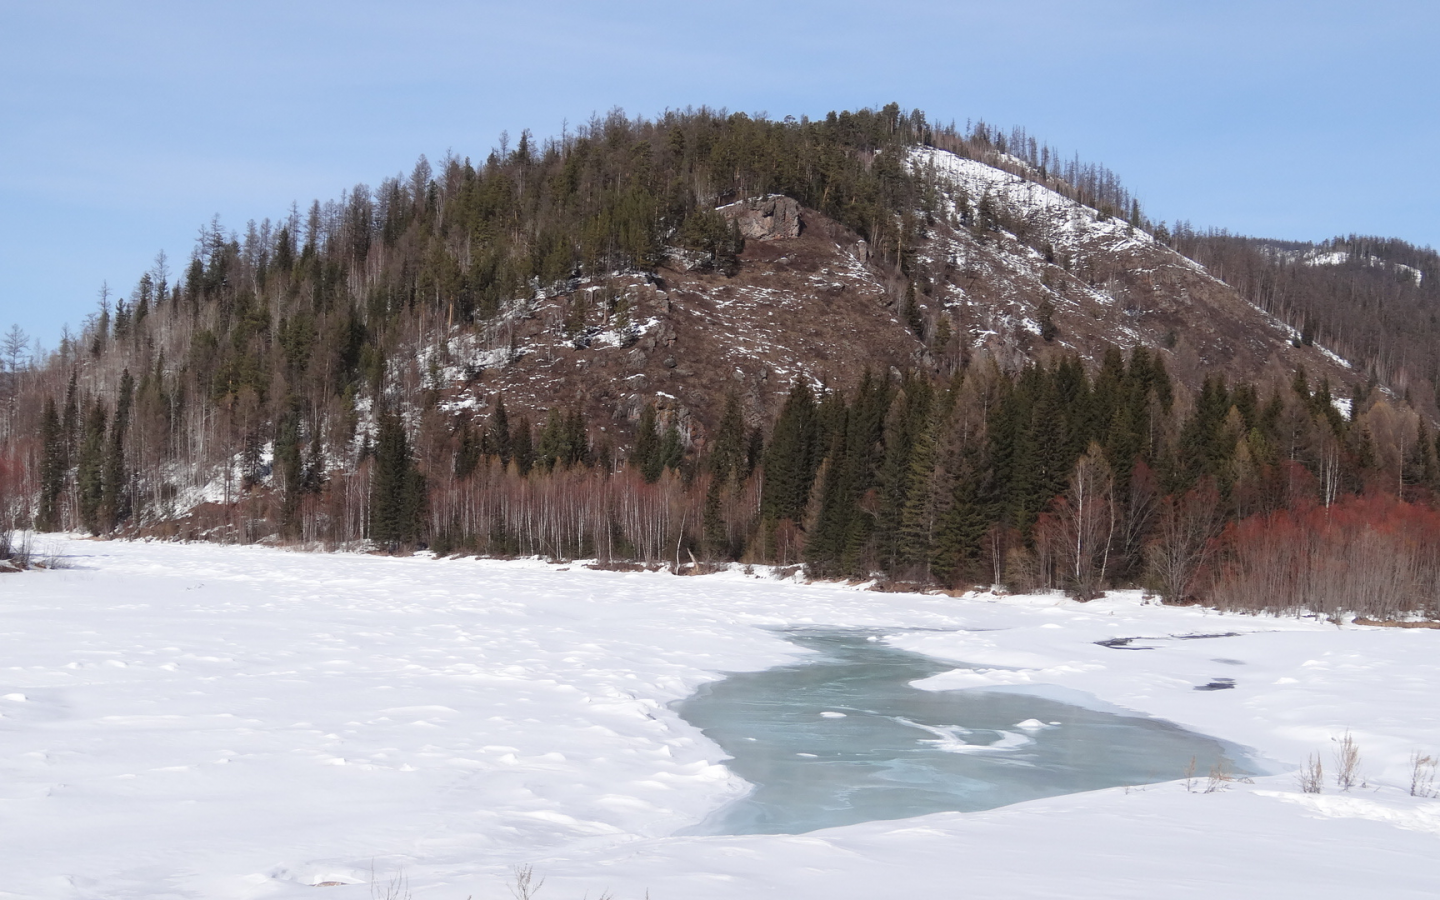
[486, 397, 512, 466]
[510, 417, 534, 475]
[707, 394, 746, 484]
[61, 373, 79, 472]
[632, 403, 662, 483]
[369, 408, 424, 548]
[760, 381, 822, 532]
[658, 421, 683, 474]
[37, 398, 64, 532]
[897, 410, 942, 578]
[932, 452, 989, 586]
[703, 394, 749, 561]
[1403, 421, 1437, 494]
[455, 421, 481, 479]
[274, 400, 304, 535]
[76, 400, 107, 534]
[99, 370, 135, 532]
[536, 409, 566, 473]
[564, 407, 591, 467]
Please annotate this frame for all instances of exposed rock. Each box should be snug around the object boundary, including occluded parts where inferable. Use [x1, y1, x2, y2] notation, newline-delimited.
[719, 195, 802, 242]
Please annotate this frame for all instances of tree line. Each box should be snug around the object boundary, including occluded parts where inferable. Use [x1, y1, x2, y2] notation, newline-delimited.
[16, 336, 1440, 619]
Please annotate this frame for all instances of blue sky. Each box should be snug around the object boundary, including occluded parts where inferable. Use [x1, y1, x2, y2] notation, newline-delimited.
[2, 0, 1436, 351]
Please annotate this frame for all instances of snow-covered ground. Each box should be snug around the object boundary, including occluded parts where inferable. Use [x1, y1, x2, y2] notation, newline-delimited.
[3, 538, 1438, 899]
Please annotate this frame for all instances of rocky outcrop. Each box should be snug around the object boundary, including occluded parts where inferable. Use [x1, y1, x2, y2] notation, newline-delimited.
[719, 195, 802, 241]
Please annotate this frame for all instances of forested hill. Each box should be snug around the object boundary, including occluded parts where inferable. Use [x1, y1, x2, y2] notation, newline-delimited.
[1171, 230, 1440, 405]
[4, 104, 1440, 621]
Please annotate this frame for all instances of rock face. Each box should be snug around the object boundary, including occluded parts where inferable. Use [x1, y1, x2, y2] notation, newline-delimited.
[719, 195, 802, 241]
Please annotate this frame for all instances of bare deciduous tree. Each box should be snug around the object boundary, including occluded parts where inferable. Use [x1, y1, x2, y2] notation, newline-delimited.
[1048, 445, 1115, 600]
[1146, 479, 1221, 604]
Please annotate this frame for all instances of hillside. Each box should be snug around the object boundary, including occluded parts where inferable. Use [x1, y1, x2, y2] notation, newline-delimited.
[427, 141, 1354, 442]
[1172, 230, 1440, 411]
[4, 105, 1439, 616]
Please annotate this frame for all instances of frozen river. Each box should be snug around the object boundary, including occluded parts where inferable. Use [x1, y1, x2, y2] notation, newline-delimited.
[4, 538, 1439, 899]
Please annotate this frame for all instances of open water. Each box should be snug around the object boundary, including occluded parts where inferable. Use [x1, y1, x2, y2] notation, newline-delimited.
[677, 627, 1263, 835]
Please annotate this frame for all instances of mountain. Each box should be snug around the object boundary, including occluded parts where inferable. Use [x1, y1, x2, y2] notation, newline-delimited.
[4, 105, 1439, 617]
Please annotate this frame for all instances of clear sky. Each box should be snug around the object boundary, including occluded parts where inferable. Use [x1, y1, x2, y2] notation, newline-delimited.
[2, 0, 1436, 352]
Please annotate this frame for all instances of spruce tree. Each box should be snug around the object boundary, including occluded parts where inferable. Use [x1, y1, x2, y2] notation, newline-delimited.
[658, 421, 683, 474]
[760, 381, 822, 530]
[707, 394, 746, 484]
[633, 403, 662, 483]
[536, 408, 566, 472]
[369, 409, 424, 548]
[61, 372, 78, 468]
[510, 417, 534, 475]
[274, 400, 304, 536]
[563, 407, 590, 467]
[76, 400, 107, 535]
[485, 396, 512, 466]
[455, 421, 481, 479]
[37, 398, 64, 532]
[96, 370, 135, 532]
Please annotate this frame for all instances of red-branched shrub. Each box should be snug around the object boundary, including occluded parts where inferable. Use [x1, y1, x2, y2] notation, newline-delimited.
[1207, 493, 1440, 619]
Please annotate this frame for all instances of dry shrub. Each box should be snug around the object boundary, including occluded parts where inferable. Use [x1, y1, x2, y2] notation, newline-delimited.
[1205, 762, 1234, 793]
[1333, 731, 1363, 791]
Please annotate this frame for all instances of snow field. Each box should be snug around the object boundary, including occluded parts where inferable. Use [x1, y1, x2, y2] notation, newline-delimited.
[2, 538, 1438, 899]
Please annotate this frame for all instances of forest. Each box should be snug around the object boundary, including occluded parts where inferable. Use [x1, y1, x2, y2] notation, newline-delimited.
[2, 104, 1438, 621]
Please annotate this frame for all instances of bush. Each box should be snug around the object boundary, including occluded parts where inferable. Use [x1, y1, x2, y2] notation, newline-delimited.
[1207, 494, 1440, 620]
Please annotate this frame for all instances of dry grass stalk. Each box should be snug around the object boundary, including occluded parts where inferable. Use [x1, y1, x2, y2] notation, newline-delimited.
[1410, 751, 1437, 798]
[1298, 753, 1324, 793]
[1333, 731, 1363, 791]
[509, 865, 545, 900]
[369, 864, 411, 900]
[1183, 756, 1197, 792]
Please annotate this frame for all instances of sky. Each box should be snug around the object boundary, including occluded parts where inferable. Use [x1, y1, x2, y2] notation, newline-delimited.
[2, 0, 1437, 353]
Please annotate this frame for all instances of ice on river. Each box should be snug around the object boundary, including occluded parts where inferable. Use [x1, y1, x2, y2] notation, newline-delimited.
[2, 538, 1439, 899]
